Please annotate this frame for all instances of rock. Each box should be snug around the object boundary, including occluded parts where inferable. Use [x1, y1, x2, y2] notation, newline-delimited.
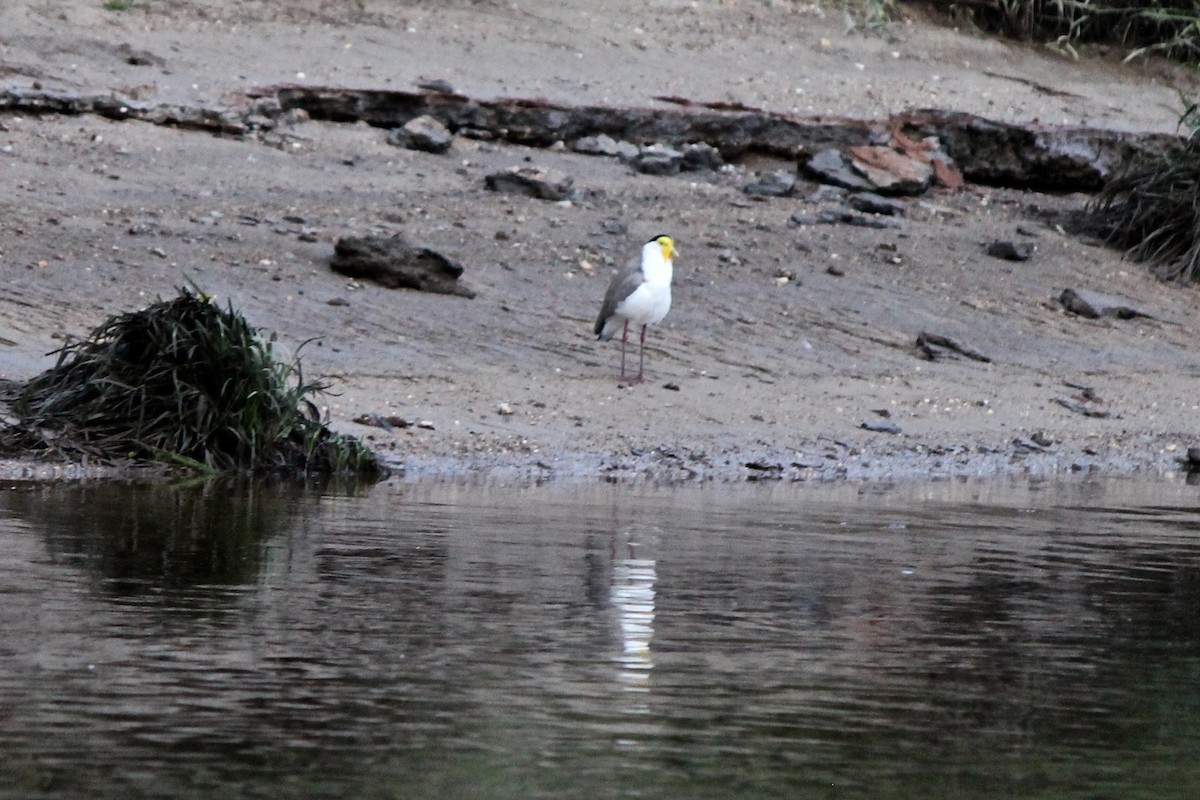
[743, 169, 796, 197]
[386, 114, 453, 153]
[1186, 447, 1200, 468]
[809, 184, 848, 203]
[681, 142, 724, 171]
[986, 239, 1034, 261]
[1058, 288, 1150, 320]
[861, 418, 902, 434]
[847, 145, 934, 195]
[415, 78, 456, 94]
[1053, 396, 1111, 418]
[572, 133, 624, 156]
[115, 43, 166, 67]
[331, 233, 475, 298]
[484, 165, 574, 200]
[914, 332, 991, 362]
[804, 148, 874, 191]
[630, 143, 684, 175]
[847, 191, 904, 215]
[790, 207, 901, 230]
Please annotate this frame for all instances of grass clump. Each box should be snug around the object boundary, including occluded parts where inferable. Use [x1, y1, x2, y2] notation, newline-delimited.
[1089, 126, 1200, 282]
[1, 287, 381, 475]
[103, 0, 132, 10]
[932, 0, 1200, 61]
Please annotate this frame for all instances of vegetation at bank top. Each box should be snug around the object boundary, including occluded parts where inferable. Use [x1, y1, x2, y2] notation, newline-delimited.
[0, 287, 381, 476]
[846, 2, 1200, 61]
[1089, 122, 1200, 283]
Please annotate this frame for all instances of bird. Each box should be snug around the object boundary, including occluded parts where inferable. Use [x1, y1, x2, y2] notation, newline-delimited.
[594, 234, 676, 383]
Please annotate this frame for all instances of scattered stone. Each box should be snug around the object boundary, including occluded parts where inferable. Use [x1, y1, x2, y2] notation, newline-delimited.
[809, 184, 848, 203]
[326, 297, 350, 307]
[914, 332, 991, 362]
[331, 233, 475, 298]
[386, 114, 453, 153]
[415, 78, 456, 94]
[743, 169, 796, 197]
[602, 220, 628, 235]
[790, 207, 902, 230]
[986, 239, 1034, 261]
[847, 145, 934, 195]
[861, 418, 902, 434]
[1030, 431, 1054, 447]
[1054, 396, 1111, 418]
[115, 43, 165, 67]
[497, 402, 514, 416]
[630, 143, 684, 175]
[1185, 447, 1200, 469]
[663, 382, 681, 391]
[353, 413, 414, 430]
[804, 148, 874, 191]
[1058, 288, 1150, 320]
[1013, 436, 1048, 452]
[681, 142, 724, 171]
[572, 133, 624, 156]
[847, 191, 904, 216]
[484, 165, 574, 200]
[826, 264, 845, 277]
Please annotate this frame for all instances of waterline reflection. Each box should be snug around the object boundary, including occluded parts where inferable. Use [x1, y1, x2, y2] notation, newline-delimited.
[1, 478, 1200, 798]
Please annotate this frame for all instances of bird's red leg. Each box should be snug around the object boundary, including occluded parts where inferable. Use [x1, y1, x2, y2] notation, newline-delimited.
[619, 320, 629, 380]
[637, 324, 647, 382]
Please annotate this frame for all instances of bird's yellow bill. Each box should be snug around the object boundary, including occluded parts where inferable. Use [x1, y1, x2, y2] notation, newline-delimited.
[657, 236, 677, 261]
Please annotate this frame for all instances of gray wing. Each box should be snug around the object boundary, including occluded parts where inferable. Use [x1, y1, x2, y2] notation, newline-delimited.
[594, 254, 645, 338]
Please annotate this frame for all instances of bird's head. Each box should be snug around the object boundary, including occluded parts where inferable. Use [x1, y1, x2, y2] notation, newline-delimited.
[648, 234, 676, 262]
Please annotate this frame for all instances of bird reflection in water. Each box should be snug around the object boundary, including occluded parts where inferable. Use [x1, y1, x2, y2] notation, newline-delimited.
[610, 528, 658, 704]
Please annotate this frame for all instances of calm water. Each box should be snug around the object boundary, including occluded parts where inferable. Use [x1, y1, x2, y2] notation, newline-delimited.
[2, 477, 1200, 799]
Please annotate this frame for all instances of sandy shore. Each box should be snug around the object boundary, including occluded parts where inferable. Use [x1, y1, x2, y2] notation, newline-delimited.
[2, 0, 1200, 482]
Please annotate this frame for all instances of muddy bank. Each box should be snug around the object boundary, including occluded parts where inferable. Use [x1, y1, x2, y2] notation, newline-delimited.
[3, 0, 1200, 483]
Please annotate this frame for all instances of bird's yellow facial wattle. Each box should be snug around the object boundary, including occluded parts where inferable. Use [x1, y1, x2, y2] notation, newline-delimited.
[656, 236, 676, 262]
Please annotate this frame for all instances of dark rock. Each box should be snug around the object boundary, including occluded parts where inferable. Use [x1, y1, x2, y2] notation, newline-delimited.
[115, 43, 166, 67]
[914, 332, 990, 362]
[1186, 447, 1200, 468]
[986, 240, 1034, 261]
[681, 142, 724, 171]
[1058, 288, 1150, 320]
[804, 148, 874, 191]
[847, 145, 933, 195]
[896, 108, 1164, 192]
[743, 169, 796, 197]
[386, 114, 453, 153]
[1053, 396, 1111, 418]
[1013, 436, 1048, 452]
[790, 207, 901, 230]
[415, 78, 456, 94]
[484, 165, 574, 200]
[847, 191, 904, 215]
[630, 143, 684, 175]
[861, 419, 902, 434]
[331, 233, 475, 298]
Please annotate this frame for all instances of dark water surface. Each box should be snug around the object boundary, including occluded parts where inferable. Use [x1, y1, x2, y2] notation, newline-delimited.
[3, 477, 1200, 799]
